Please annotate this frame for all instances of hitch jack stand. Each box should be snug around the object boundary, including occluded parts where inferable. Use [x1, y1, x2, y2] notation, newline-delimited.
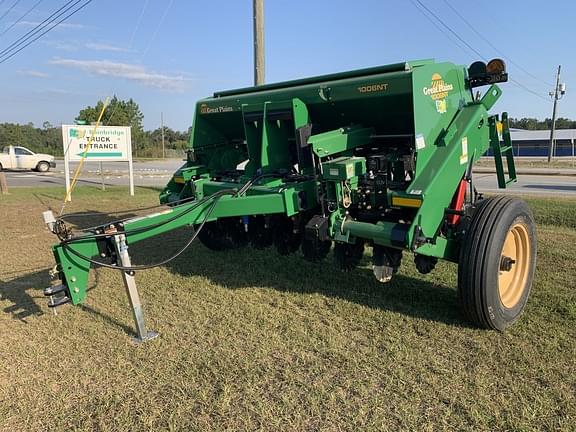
[113, 234, 159, 343]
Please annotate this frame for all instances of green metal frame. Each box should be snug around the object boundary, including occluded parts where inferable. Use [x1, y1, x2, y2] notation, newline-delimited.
[53, 177, 317, 305]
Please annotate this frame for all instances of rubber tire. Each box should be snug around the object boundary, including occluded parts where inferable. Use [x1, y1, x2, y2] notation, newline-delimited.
[458, 196, 537, 330]
[36, 161, 50, 172]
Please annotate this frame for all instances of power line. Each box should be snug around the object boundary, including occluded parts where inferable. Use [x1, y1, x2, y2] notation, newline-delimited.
[0, 0, 44, 37]
[508, 79, 549, 102]
[0, 0, 23, 24]
[412, 0, 485, 59]
[411, 0, 549, 102]
[128, 0, 149, 49]
[0, 0, 84, 59]
[141, 0, 175, 57]
[0, 0, 82, 57]
[410, 0, 474, 60]
[0, 0, 93, 64]
[441, 0, 553, 88]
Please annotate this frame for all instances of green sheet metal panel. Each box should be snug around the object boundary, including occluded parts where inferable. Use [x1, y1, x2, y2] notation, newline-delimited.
[189, 62, 420, 172]
[410, 61, 473, 177]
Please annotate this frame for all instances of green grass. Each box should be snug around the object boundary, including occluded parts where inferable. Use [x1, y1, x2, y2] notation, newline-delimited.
[1, 186, 575, 431]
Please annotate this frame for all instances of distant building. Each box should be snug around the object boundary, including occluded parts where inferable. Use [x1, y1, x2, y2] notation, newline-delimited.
[507, 129, 576, 157]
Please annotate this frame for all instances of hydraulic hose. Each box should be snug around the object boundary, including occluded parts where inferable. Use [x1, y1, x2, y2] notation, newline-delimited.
[59, 171, 287, 271]
[61, 189, 229, 271]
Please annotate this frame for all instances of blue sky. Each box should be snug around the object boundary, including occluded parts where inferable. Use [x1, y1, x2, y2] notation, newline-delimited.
[1, 0, 574, 131]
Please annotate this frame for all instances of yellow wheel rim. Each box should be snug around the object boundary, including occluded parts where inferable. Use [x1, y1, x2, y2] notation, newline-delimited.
[498, 223, 531, 308]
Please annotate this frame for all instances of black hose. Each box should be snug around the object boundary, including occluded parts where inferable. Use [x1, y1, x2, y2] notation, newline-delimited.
[61, 172, 284, 243]
[61, 190, 229, 271]
[59, 195, 197, 231]
[58, 171, 286, 271]
[60, 192, 223, 243]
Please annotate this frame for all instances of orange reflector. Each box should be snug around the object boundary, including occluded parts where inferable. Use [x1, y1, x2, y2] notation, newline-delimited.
[391, 197, 422, 208]
[174, 176, 185, 184]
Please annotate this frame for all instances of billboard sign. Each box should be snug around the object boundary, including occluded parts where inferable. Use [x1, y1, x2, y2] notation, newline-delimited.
[62, 125, 131, 162]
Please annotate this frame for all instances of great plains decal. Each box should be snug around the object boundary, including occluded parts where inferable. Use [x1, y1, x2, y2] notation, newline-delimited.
[199, 103, 234, 115]
[423, 73, 453, 114]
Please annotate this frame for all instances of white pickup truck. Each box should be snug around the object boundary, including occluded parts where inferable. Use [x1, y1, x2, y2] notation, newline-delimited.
[0, 145, 56, 172]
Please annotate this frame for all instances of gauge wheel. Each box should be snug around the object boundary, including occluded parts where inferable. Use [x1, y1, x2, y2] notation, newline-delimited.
[458, 196, 536, 330]
[36, 161, 50, 172]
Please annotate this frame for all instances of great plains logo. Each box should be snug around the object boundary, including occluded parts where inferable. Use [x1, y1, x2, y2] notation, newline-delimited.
[423, 73, 453, 114]
[199, 103, 234, 114]
[422, 73, 454, 100]
[357, 83, 388, 93]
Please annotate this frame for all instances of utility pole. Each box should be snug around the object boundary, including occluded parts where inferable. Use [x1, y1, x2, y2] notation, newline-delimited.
[548, 65, 566, 163]
[161, 112, 165, 159]
[253, 0, 265, 85]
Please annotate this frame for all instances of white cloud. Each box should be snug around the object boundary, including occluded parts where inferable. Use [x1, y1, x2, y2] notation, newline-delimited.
[41, 40, 78, 51]
[49, 59, 189, 91]
[18, 70, 49, 78]
[85, 43, 130, 52]
[18, 20, 84, 29]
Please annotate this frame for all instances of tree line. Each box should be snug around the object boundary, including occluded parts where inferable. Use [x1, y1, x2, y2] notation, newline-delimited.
[1, 96, 575, 157]
[0, 97, 190, 158]
[509, 117, 576, 130]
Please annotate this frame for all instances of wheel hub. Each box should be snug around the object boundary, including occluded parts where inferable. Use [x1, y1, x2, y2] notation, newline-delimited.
[498, 223, 530, 309]
[499, 255, 516, 272]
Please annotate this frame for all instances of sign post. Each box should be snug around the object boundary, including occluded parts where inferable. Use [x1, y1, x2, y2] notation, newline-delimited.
[61, 125, 133, 200]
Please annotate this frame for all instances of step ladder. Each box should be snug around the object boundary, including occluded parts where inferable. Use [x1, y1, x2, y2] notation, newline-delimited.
[489, 112, 517, 188]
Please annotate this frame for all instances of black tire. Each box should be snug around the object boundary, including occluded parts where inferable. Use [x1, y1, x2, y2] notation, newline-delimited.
[36, 161, 50, 172]
[458, 196, 537, 330]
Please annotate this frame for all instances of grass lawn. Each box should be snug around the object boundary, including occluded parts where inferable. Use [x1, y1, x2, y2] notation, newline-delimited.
[0, 186, 574, 431]
[476, 157, 576, 170]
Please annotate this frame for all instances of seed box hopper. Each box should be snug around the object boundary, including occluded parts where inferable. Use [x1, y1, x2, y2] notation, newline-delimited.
[44, 58, 536, 341]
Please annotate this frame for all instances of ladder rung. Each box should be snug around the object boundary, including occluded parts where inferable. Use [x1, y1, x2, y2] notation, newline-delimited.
[505, 177, 516, 185]
[499, 145, 512, 153]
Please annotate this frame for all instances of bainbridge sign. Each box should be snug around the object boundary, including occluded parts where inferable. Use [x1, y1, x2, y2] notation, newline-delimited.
[61, 124, 134, 199]
[62, 125, 131, 161]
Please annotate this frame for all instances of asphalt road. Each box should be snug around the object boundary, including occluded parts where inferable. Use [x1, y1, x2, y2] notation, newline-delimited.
[2, 159, 183, 188]
[2, 159, 576, 196]
[474, 173, 576, 196]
